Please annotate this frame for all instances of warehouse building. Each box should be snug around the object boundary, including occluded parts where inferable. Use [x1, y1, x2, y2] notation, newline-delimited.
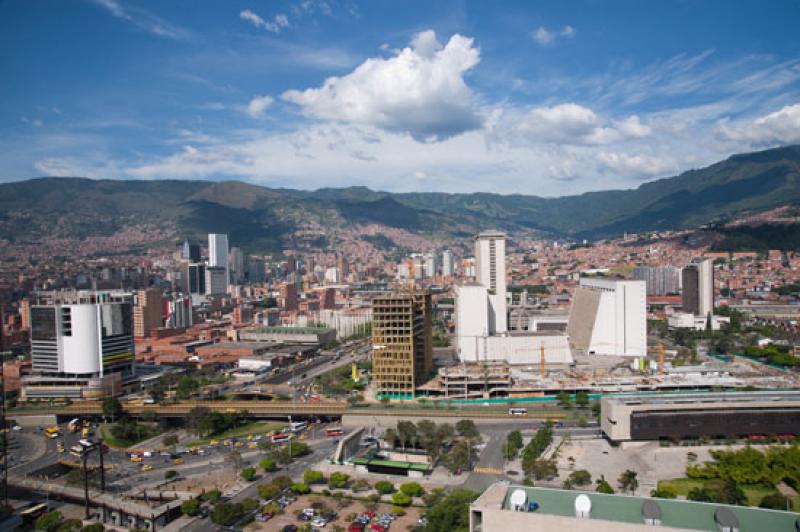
[601, 391, 800, 443]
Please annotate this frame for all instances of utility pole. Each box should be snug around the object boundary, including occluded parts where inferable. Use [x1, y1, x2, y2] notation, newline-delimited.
[82, 449, 90, 519]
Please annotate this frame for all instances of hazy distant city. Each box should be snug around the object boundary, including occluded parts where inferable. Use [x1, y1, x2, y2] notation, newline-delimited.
[2, 1, 800, 531]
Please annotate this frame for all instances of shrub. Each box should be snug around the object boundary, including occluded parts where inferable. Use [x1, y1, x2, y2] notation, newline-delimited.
[260, 458, 277, 472]
[292, 482, 311, 495]
[241, 498, 259, 512]
[759, 492, 792, 510]
[400, 482, 425, 497]
[36, 512, 62, 531]
[241, 467, 257, 481]
[650, 486, 678, 499]
[200, 489, 222, 502]
[304, 469, 325, 485]
[567, 470, 591, 486]
[328, 472, 350, 489]
[374, 480, 395, 494]
[165, 470, 178, 480]
[391, 492, 411, 507]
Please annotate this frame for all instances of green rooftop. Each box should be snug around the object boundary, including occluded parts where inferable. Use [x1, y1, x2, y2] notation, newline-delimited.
[500, 486, 799, 531]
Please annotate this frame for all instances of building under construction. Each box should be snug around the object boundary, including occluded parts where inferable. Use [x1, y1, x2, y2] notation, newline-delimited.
[371, 291, 432, 397]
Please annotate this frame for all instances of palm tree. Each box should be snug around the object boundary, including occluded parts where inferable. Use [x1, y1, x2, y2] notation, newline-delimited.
[618, 469, 639, 494]
[383, 428, 398, 449]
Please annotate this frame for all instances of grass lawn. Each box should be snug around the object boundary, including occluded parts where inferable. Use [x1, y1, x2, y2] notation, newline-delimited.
[658, 478, 800, 508]
[186, 421, 286, 446]
[101, 423, 160, 448]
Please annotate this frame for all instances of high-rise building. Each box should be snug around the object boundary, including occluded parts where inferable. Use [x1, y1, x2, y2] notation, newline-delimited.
[246, 258, 266, 284]
[208, 233, 229, 286]
[633, 266, 681, 295]
[567, 277, 647, 357]
[372, 291, 432, 397]
[25, 291, 135, 399]
[424, 253, 438, 278]
[280, 283, 299, 311]
[441, 250, 454, 277]
[166, 294, 192, 329]
[336, 256, 349, 278]
[186, 263, 206, 295]
[682, 258, 714, 318]
[475, 230, 507, 333]
[205, 266, 227, 295]
[133, 288, 163, 338]
[320, 288, 336, 310]
[19, 299, 30, 330]
[182, 239, 201, 262]
[229, 247, 244, 284]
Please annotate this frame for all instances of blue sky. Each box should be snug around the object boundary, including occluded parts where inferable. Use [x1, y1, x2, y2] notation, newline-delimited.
[1, 0, 799, 196]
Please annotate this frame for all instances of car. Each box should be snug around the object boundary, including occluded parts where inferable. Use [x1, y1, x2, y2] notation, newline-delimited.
[299, 513, 313, 521]
[416, 517, 427, 526]
[282, 526, 298, 532]
[255, 513, 271, 523]
[199, 507, 210, 519]
[311, 517, 327, 528]
[368, 525, 385, 532]
[348, 524, 364, 532]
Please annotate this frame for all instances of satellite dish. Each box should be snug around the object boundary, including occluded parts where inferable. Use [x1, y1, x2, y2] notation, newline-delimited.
[575, 494, 592, 518]
[509, 489, 527, 511]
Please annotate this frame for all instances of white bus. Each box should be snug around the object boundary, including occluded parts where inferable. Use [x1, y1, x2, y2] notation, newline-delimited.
[508, 407, 528, 415]
[289, 421, 307, 433]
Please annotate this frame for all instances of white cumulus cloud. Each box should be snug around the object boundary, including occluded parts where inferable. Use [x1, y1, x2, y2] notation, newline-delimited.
[246, 95, 274, 118]
[281, 30, 482, 141]
[716, 103, 800, 145]
[532, 25, 576, 46]
[596, 151, 676, 177]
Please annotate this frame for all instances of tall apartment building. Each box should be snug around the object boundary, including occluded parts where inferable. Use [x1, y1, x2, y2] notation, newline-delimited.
[133, 288, 163, 338]
[633, 266, 681, 295]
[25, 291, 136, 399]
[166, 294, 192, 329]
[682, 258, 714, 317]
[208, 233, 229, 284]
[474, 230, 508, 333]
[441, 250, 454, 277]
[280, 283, 299, 311]
[371, 291, 432, 397]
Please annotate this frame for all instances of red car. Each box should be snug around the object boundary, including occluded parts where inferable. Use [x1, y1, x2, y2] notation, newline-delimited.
[369, 525, 385, 532]
[348, 524, 364, 532]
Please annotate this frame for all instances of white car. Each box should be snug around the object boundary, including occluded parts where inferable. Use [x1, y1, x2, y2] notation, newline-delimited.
[311, 517, 327, 528]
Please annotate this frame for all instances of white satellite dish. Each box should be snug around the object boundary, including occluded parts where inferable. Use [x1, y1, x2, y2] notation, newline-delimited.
[509, 489, 527, 511]
[575, 494, 592, 518]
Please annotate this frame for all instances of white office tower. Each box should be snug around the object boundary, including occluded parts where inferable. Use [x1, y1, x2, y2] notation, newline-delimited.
[567, 277, 647, 357]
[455, 283, 490, 360]
[208, 233, 229, 285]
[205, 266, 228, 295]
[26, 291, 135, 399]
[633, 266, 681, 295]
[475, 230, 507, 334]
[424, 253, 438, 278]
[324, 267, 341, 284]
[442, 250, 454, 277]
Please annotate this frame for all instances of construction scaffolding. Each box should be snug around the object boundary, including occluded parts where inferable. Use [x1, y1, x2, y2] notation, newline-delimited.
[371, 291, 432, 397]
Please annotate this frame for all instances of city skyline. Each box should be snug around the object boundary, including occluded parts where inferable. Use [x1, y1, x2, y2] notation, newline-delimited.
[1, 0, 799, 195]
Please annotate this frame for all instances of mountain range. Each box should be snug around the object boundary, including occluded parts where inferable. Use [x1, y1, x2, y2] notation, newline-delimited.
[1, 145, 799, 251]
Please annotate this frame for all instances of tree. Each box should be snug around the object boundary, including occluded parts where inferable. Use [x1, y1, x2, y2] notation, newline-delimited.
[556, 391, 572, 409]
[291, 482, 311, 495]
[575, 391, 590, 409]
[272, 476, 293, 490]
[165, 470, 178, 480]
[455, 419, 479, 440]
[181, 499, 201, 516]
[760, 492, 792, 510]
[162, 434, 178, 448]
[258, 483, 281, 500]
[211, 503, 243, 526]
[400, 482, 425, 497]
[374, 480, 395, 494]
[149, 383, 165, 404]
[424, 488, 478, 532]
[596, 477, 615, 494]
[568, 469, 592, 486]
[57, 519, 81, 532]
[102, 397, 124, 421]
[328, 472, 350, 489]
[507, 430, 523, 450]
[650, 486, 678, 499]
[260, 458, 277, 472]
[35, 512, 62, 532]
[444, 440, 474, 474]
[303, 469, 325, 485]
[531, 459, 558, 481]
[186, 406, 211, 436]
[383, 428, 398, 449]
[241, 467, 257, 481]
[200, 489, 222, 502]
[618, 469, 639, 494]
[391, 492, 411, 507]
[241, 498, 260, 512]
[687, 487, 713, 502]
[397, 421, 418, 450]
[175, 376, 200, 400]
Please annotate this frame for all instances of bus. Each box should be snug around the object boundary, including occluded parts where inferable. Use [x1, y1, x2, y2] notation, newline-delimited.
[325, 427, 344, 437]
[271, 433, 290, 443]
[508, 407, 528, 415]
[289, 421, 307, 433]
[20, 503, 48, 522]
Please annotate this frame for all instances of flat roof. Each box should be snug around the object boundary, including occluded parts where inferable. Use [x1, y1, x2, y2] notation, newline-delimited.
[605, 391, 800, 407]
[495, 485, 799, 531]
[350, 457, 428, 471]
[245, 326, 335, 335]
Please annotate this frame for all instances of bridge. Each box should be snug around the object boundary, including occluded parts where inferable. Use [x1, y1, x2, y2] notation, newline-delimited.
[10, 400, 567, 422]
